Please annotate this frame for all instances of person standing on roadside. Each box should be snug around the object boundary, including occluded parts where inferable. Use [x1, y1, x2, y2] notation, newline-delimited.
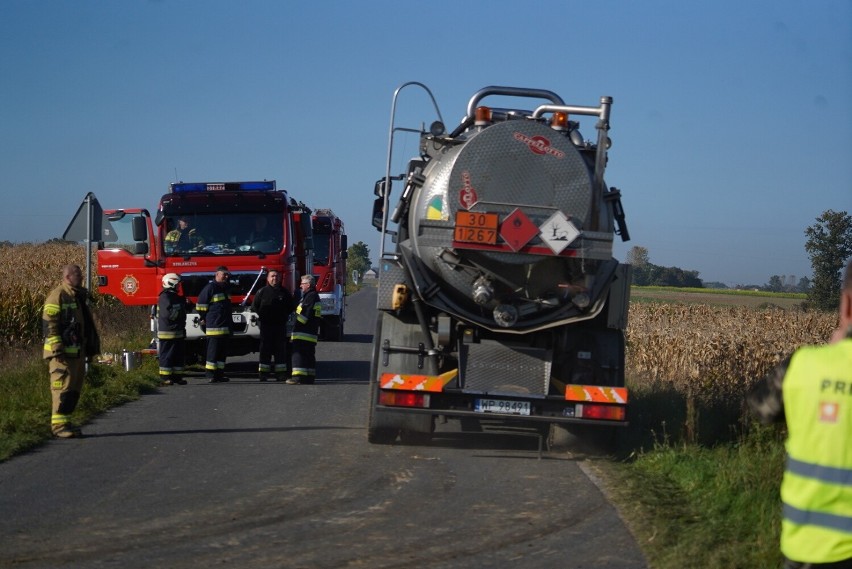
[287, 274, 321, 385]
[197, 266, 233, 383]
[42, 264, 101, 438]
[748, 258, 852, 569]
[250, 269, 294, 382]
[157, 273, 187, 386]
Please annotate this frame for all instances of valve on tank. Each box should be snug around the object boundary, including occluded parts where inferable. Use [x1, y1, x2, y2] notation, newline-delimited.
[472, 276, 494, 306]
[493, 304, 519, 328]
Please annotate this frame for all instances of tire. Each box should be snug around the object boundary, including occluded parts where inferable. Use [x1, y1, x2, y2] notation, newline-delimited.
[399, 415, 435, 445]
[323, 315, 342, 341]
[547, 423, 617, 456]
[366, 312, 436, 445]
[367, 314, 399, 444]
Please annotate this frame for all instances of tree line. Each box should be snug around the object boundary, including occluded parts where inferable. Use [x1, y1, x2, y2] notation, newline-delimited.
[626, 209, 851, 311]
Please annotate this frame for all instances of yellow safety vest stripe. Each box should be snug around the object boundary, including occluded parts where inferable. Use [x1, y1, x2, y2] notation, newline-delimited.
[157, 331, 185, 339]
[291, 332, 317, 343]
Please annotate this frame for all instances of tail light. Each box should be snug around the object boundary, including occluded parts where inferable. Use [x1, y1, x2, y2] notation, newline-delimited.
[378, 390, 430, 409]
[577, 404, 625, 421]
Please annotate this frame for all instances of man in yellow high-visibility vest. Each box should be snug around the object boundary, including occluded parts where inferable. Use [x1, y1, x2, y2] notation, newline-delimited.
[749, 259, 852, 568]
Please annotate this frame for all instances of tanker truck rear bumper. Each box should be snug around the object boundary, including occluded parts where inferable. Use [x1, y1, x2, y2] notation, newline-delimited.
[374, 382, 628, 427]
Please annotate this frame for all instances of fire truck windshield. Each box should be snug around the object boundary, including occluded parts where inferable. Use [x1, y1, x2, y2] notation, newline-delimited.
[312, 230, 331, 266]
[163, 212, 283, 256]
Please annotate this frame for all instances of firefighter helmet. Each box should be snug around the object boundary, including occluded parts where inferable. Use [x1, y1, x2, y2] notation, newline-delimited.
[162, 273, 181, 290]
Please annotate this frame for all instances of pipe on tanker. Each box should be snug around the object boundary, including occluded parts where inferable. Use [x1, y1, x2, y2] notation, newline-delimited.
[411, 294, 439, 375]
[465, 86, 565, 120]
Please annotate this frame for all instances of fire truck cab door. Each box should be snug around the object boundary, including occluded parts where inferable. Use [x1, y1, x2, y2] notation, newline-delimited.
[97, 209, 161, 305]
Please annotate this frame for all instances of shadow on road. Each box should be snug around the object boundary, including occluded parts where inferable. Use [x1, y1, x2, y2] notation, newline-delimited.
[340, 334, 373, 344]
[88, 425, 360, 438]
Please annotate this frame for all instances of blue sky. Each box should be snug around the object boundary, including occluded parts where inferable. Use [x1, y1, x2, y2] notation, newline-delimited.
[1, 0, 849, 286]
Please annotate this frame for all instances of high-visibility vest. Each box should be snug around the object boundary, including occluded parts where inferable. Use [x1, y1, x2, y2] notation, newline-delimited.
[781, 338, 852, 563]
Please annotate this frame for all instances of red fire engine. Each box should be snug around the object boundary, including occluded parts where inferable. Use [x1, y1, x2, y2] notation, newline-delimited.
[311, 209, 347, 341]
[97, 180, 312, 358]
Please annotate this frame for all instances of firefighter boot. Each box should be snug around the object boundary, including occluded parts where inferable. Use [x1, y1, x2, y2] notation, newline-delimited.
[53, 424, 82, 438]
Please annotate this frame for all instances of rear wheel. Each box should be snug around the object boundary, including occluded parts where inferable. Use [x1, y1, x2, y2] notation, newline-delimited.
[547, 423, 617, 456]
[367, 314, 399, 444]
[366, 312, 436, 445]
[399, 415, 435, 445]
[323, 315, 343, 341]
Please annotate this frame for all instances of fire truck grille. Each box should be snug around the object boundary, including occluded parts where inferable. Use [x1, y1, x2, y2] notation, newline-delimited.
[459, 340, 551, 396]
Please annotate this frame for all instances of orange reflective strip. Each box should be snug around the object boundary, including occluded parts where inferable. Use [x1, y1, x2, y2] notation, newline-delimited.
[564, 384, 628, 404]
[380, 369, 458, 392]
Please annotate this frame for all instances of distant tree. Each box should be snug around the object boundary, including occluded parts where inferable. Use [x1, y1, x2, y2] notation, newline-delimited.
[626, 246, 650, 267]
[796, 276, 811, 293]
[627, 248, 703, 287]
[347, 241, 372, 277]
[804, 209, 852, 311]
[767, 275, 784, 292]
[704, 281, 729, 290]
[654, 266, 703, 288]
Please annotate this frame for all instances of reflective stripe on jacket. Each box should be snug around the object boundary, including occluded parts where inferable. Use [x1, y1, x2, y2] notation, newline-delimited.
[781, 339, 852, 563]
[291, 289, 321, 343]
[196, 282, 232, 336]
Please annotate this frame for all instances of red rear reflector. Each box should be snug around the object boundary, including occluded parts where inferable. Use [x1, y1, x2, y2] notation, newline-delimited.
[578, 403, 625, 421]
[379, 390, 430, 409]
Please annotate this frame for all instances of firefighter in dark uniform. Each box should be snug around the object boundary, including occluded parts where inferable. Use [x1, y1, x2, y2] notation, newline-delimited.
[748, 259, 852, 568]
[196, 266, 232, 383]
[42, 264, 101, 438]
[250, 269, 294, 381]
[287, 274, 321, 385]
[157, 273, 187, 385]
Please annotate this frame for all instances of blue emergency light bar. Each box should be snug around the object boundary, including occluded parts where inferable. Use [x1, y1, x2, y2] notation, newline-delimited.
[170, 181, 277, 193]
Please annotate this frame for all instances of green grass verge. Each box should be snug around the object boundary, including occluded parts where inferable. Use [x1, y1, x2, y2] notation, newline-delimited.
[600, 425, 785, 569]
[0, 351, 161, 462]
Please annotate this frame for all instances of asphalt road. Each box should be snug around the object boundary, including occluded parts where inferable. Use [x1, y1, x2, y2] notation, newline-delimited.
[0, 287, 647, 569]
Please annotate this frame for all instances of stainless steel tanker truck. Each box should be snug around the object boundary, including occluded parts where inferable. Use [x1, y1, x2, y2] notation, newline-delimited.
[367, 83, 632, 450]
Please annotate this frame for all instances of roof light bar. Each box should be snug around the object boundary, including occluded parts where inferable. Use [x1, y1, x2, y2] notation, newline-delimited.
[170, 181, 277, 194]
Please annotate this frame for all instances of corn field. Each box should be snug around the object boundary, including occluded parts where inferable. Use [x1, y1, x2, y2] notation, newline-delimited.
[0, 242, 124, 350]
[626, 303, 837, 404]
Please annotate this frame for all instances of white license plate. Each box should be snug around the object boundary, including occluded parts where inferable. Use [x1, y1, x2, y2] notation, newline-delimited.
[232, 314, 243, 324]
[474, 398, 531, 416]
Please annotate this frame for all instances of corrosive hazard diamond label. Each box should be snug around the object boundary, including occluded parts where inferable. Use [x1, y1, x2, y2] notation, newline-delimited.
[540, 211, 579, 254]
[499, 208, 539, 251]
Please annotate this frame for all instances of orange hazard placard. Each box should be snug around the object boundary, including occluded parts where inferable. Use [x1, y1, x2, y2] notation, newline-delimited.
[454, 212, 498, 245]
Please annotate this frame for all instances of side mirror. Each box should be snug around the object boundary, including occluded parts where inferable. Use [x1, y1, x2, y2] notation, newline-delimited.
[371, 197, 384, 231]
[374, 178, 391, 197]
[131, 216, 148, 242]
[134, 242, 149, 255]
